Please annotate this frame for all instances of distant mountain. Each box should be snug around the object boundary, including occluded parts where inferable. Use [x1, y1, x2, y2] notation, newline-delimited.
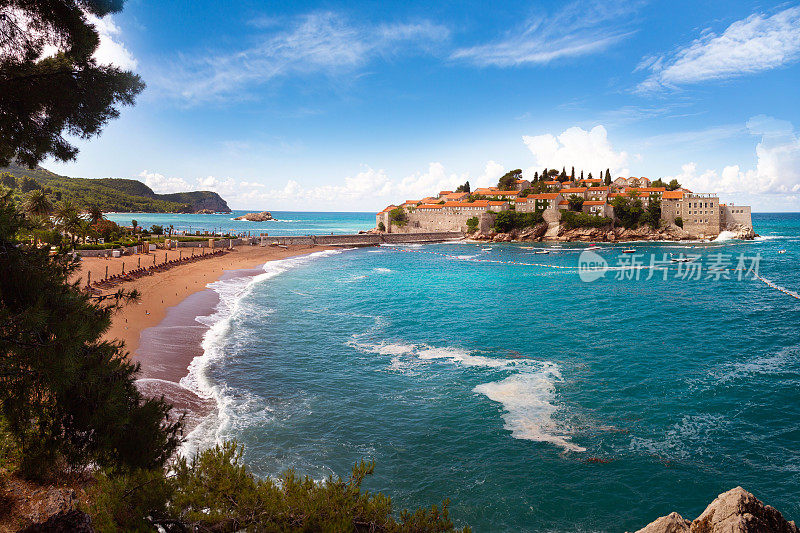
[0, 163, 231, 213]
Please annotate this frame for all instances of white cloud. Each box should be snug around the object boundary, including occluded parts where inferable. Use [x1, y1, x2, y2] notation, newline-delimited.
[86, 14, 138, 70]
[666, 115, 800, 196]
[139, 171, 191, 194]
[158, 12, 449, 101]
[522, 125, 629, 176]
[451, 1, 638, 67]
[637, 6, 800, 92]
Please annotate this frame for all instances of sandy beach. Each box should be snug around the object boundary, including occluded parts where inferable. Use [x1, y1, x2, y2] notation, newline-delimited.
[74, 244, 332, 357]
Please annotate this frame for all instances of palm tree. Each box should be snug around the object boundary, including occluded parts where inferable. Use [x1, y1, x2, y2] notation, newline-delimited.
[23, 189, 53, 219]
[87, 204, 104, 224]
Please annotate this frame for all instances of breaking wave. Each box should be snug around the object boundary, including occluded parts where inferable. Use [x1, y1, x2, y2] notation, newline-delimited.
[179, 249, 348, 456]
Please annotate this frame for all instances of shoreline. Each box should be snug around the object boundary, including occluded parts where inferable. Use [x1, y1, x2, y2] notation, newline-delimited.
[76, 245, 331, 355]
[75, 245, 334, 438]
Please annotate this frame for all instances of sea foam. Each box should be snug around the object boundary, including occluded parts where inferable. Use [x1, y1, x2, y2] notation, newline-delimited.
[349, 336, 583, 452]
[179, 248, 348, 456]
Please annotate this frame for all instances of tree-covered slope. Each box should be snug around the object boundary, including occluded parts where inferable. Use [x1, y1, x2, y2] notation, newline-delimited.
[0, 163, 230, 213]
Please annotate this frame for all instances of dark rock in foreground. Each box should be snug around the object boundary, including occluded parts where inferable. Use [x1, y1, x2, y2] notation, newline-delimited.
[634, 487, 799, 533]
[19, 509, 94, 532]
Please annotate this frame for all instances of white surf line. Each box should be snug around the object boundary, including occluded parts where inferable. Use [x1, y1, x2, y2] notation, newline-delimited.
[755, 274, 800, 301]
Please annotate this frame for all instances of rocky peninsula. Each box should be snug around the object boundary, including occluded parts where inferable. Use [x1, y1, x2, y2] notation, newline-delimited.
[234, 211, 274, 221]
[470, 222, 757, 243]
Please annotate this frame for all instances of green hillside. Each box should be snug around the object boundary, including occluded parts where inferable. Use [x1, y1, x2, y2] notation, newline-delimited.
[0, 163, 231, 213]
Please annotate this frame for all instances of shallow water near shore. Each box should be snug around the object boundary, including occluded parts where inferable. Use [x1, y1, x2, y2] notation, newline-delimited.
[161, 213, 799, 532]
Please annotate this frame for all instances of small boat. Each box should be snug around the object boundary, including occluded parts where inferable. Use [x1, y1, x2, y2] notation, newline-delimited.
[670, 257, 692, 263]
[534, 250, 549, 255]
[778, 249, 786, 254]
[587, 245, 600, 250]
[622, 249, 636, 254]
[481, 247, 493, 252]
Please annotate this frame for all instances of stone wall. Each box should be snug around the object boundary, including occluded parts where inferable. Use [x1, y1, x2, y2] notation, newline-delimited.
[268, 232, 463, 246]
[721, 204, 752, 229]
[402, 211, 479, 233]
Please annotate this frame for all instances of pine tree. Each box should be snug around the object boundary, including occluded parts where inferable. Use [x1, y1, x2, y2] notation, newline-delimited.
[605, 169, 612, 186]
[570, 166, 575, 181]
[0, 0, 145, 167]
[533, 171, 539, 181]
[580, 170, 584, 180]
[0, 191, 181, 478]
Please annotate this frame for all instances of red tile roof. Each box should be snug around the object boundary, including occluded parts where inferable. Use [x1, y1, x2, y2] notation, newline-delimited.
[583, 200, 606, 205]
[662, 191, 685, 199]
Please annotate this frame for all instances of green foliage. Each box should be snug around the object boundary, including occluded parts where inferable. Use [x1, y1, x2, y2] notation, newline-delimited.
[651, 178, 681, 191]
[455, 181, 470, 193]
[161, 442, 467, 532]
[560, 211, 611, 229]
[87, 468, 173, 532]
[493, 210, 543, 233]
[0, 191, 181, 480]
[497, 169, 522, 190]
[19, 176, 40, 192]
[604, 169, 611, 186]
[0, 0, 144, 167]
[0, 172, 15, 189]
[0, 162, 230, 213]
[611, 194, 644, 228]
[466, 216, 479, 232]
[558, 167, 568, 182]
[150, 224, 164, 235]
[378, 221, 386, 232]
[389, 207, 408, 227]
[674, 216, 684, 228]
[643, 197, 662, 228]
[567, 194, 584, 212]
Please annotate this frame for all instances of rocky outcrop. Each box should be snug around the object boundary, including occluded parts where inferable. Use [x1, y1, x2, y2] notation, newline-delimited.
[234, 211, 274, 222]
[467, 220, 761, 243]
[634, 487, 799, 533]
[20, 509, 94, 532]
[724, 223, 757, 240]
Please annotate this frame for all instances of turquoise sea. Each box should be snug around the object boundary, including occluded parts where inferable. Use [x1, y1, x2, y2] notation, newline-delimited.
[105, 210, 375, 236]
[174, 213, 799, 532]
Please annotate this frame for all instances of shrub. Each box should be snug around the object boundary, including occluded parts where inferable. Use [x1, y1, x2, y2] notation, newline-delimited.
[161, 442, 468, 532]
[493, 210, 543, 233]
[674, 216, 683, 228]
[388, 207, 408, 227]
[378, 221, 386, 232]
[466, 217, 479, 233]
[560, 211, 611, 229]
[610, 194, 644, 228]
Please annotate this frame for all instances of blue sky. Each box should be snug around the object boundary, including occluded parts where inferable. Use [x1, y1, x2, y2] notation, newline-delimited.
[46, 0, 800, 211]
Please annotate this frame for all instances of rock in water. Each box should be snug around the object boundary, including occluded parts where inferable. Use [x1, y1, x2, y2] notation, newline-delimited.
[234, 211, 274, 221]
[634, 487, 799, 533]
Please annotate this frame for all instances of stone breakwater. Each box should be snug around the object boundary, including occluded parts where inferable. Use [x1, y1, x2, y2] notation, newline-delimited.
[633, 487, 799, 533]
[471, 222, 757, 243]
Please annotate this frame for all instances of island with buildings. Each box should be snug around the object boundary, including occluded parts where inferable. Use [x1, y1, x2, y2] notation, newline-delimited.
[375, 171, 755, 242]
